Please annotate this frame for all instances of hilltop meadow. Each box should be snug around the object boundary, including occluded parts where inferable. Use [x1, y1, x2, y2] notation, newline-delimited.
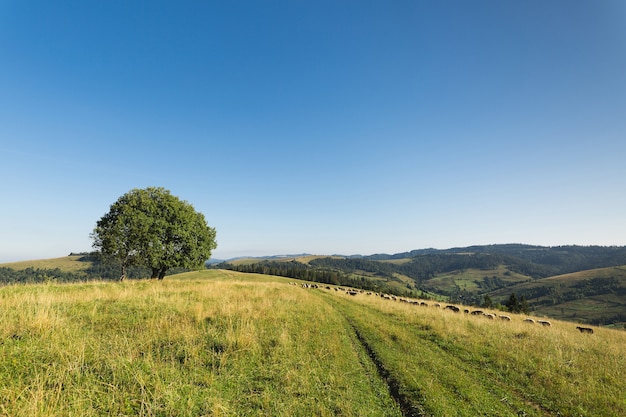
[1, 269, 625, 416]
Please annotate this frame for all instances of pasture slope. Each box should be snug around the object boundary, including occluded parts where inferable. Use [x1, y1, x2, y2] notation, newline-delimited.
[0, 255, 91, 273]
[0, 270, 624, 416]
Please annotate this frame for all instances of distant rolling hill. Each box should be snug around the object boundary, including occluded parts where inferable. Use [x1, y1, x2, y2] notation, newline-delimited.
[488, 265, 626, 328]
[218, 244, 626, 327]
[1, 255, 92, 273]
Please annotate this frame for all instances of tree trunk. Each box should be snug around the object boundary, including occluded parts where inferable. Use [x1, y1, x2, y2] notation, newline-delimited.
[151, 268, 160, 279]
[120, 263, 127, 281]
[158, 266, 167, 280]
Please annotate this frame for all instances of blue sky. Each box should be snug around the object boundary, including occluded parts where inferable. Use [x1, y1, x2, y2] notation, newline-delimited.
[1, 1, 625, 262]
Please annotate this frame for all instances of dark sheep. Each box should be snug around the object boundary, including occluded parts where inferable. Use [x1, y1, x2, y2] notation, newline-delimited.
[444, 305, 460, 312]
[471, 310, 484, 316]
[576, 326, 594, 334]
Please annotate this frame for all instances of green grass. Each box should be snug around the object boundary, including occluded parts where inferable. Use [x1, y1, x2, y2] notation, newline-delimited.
[1, 270, 625, 416]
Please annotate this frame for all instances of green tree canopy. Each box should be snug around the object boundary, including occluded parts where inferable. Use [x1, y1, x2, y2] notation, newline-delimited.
[91, 187, 217, 280]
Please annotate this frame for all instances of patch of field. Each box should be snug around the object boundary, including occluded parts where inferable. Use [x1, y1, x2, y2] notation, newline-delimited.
[423, 266, 530, 293]
[293, 255, 343, 264]
[542, 265, 626, 284]
[378, 258, 413, 265]
[0, 255, 91, 272]
[535, 297, 625, 324]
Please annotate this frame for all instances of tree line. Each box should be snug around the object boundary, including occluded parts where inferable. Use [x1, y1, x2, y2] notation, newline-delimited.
[218, 260, 417, 297]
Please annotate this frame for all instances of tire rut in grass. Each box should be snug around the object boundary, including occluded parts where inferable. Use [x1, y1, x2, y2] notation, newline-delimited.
[348, 321, 430, 417]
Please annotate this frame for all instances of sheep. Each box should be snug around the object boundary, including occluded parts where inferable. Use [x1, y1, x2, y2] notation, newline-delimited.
[576, 326, 594, 334]
[471, 310, 484, 316]
[523, 318, 535, 324]
[444, 305, 460, 312]
[537, 320, 551, 327]
[464, 309, 470, 314]
[483, 313, 496, 319]
[499, 315, 511, 321]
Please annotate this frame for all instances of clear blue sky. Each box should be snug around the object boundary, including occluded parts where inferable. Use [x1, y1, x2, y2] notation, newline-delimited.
[1, 1, 625, 262]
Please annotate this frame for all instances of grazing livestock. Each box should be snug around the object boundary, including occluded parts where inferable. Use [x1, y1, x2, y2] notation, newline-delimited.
[464, 309, 470, 314]
[523, 318, 535, 324]
[347, 291, 358, 296]
[433, 303, 441, 308]
[420, 302, 428, 307]
[576, 326, 594, 334]
[538, 320, 551, 327]
[471, 310, 484, 316]
[483, 313, 496, 319]
[444, 305, 460, 312]
[499, 315, 511, 321]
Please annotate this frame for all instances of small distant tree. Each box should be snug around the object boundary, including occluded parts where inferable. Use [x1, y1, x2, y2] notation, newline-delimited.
[506, 292, 521, 313]
[519, 295, 530, 314]
[91, 187, 217, 280]
[482, 294, 493, 309]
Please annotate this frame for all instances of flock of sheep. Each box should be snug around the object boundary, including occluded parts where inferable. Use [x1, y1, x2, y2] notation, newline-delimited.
[293, 282, 596, 334]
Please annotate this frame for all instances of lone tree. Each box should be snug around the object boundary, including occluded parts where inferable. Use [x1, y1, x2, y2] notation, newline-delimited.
[91, 187, 217, 280]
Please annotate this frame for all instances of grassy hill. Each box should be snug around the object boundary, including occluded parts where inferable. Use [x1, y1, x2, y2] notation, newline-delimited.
[1, 270, 624, 416]
[1, 255, 92, 273]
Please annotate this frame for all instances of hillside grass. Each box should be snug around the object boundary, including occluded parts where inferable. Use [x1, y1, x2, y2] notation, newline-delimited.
[0, 271, 401, 417]
[1, 256, 91, 272]
[1, 270, 625, 416]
